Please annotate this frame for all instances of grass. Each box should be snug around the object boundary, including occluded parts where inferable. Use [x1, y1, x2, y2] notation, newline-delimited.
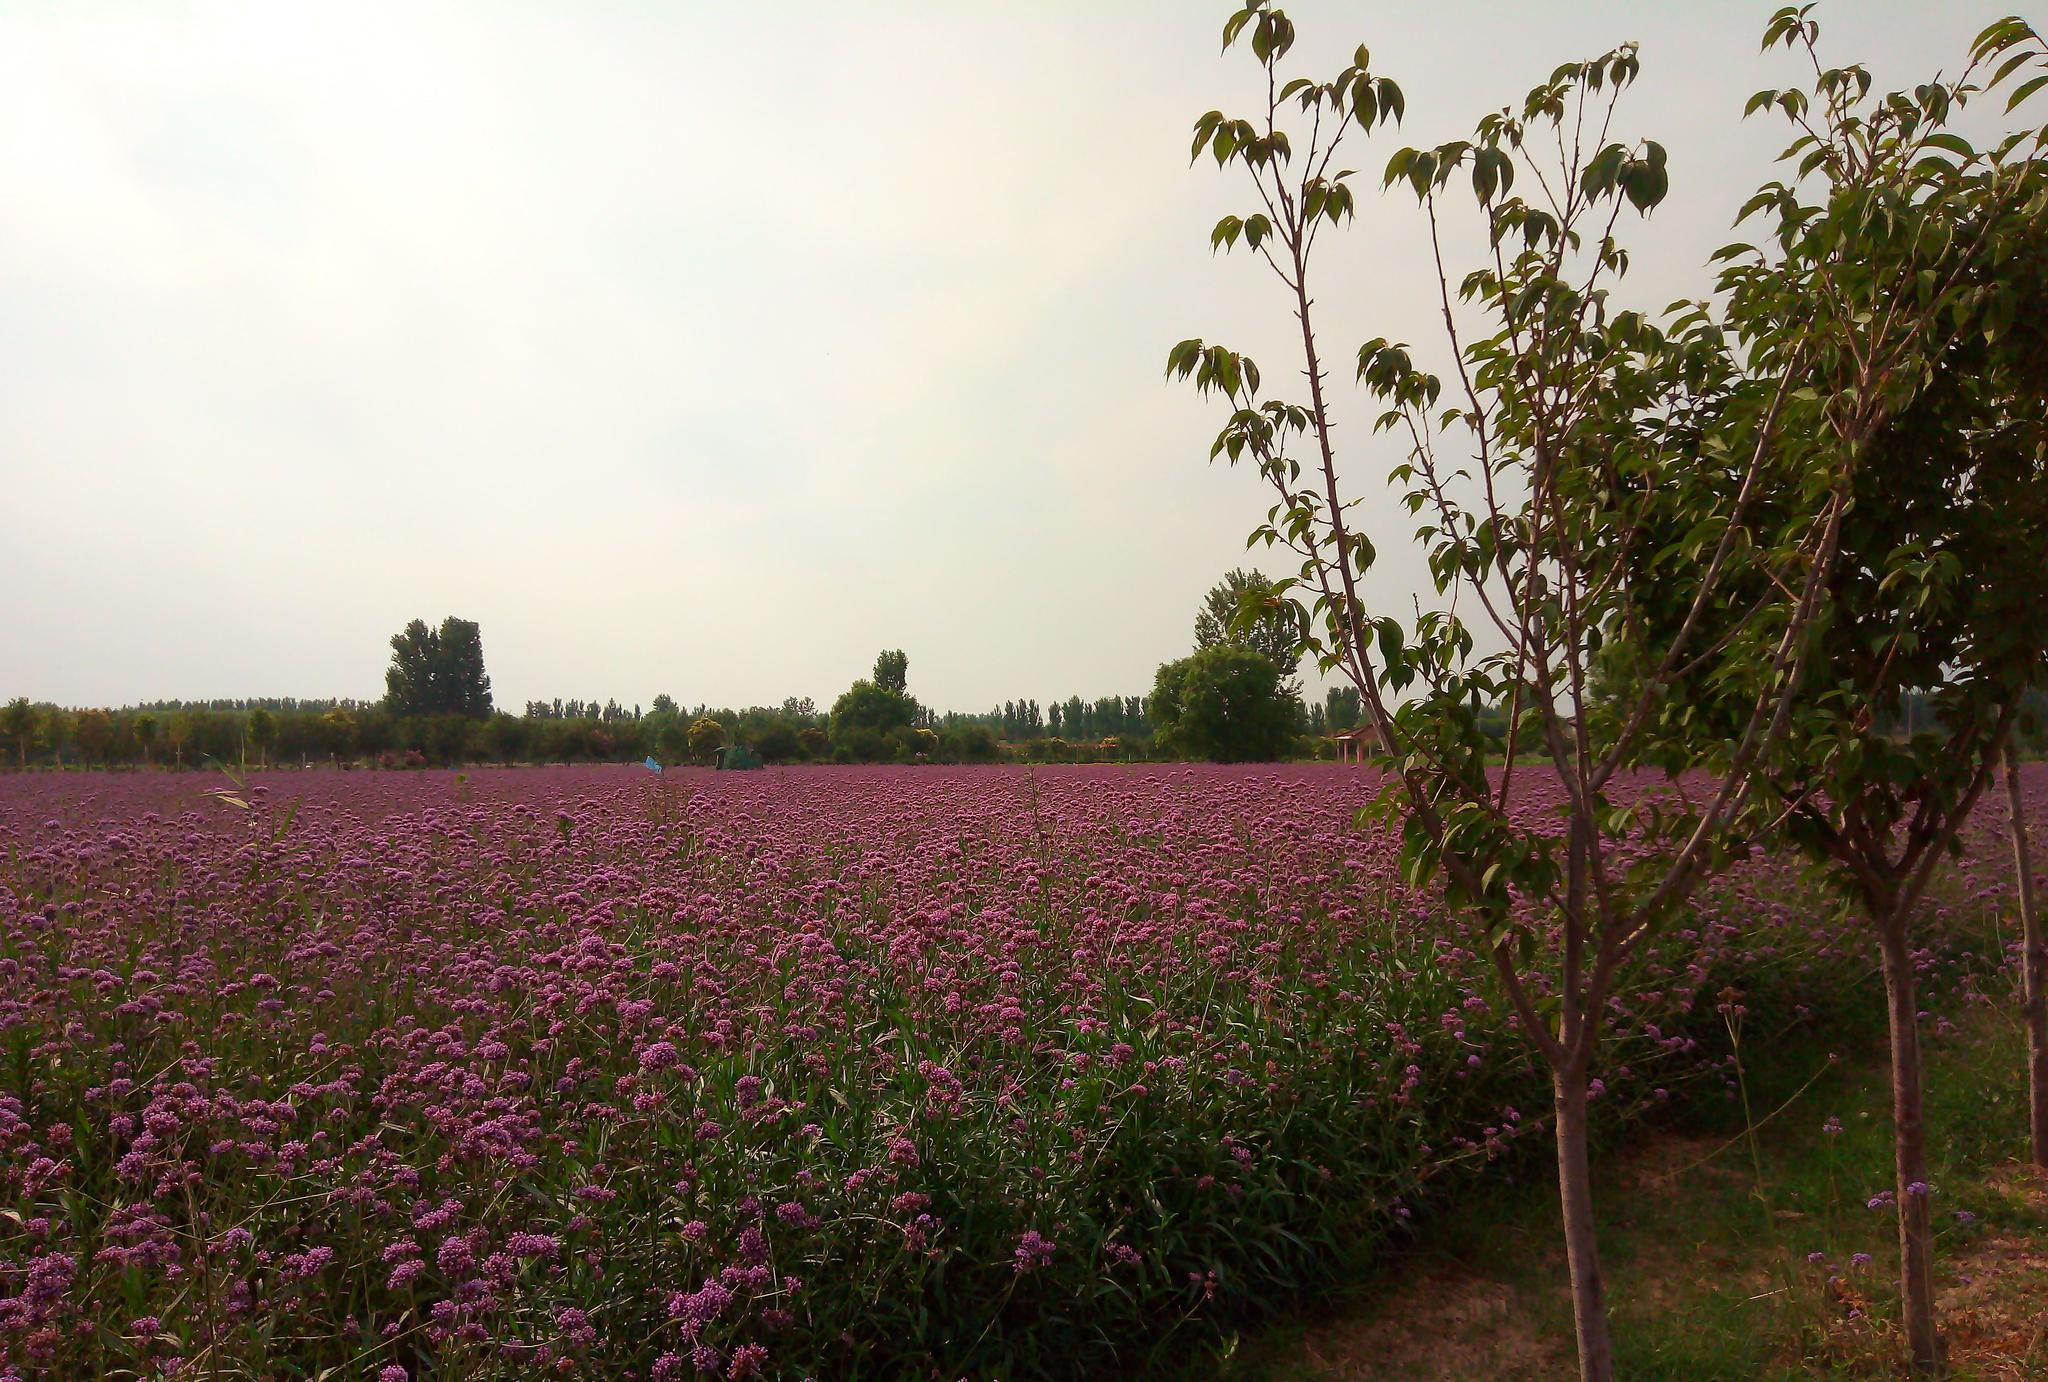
[1206, 1002, 2048, 1380]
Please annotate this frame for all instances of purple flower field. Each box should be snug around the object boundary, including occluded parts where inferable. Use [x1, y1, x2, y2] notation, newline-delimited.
[1, 764, 2038, 1380]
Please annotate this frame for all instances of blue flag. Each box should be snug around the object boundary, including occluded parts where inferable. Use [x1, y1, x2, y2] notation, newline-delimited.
[644, 756, 662, 774]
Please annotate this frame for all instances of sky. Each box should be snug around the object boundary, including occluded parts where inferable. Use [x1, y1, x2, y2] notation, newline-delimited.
[0, 0, 2025, 715]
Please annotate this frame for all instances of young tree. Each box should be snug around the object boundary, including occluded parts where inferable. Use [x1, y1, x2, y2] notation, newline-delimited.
[131, 711, 158, 766]
[1, 697, 34, 767]
[1672, 28, 2048, 1362]
[1171, 5, 2040, 1375]
[872, 649, 909, 696]
[686, 717, 727, 764]
[2011, 733, 2047, 1169]
[246, 708, 278, 768]
[164, 710, 195, 768]
[72, 709, 113, 767]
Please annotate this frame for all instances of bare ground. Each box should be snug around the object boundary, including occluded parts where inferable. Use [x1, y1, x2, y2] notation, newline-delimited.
[1271, 1143, 2048, 1381]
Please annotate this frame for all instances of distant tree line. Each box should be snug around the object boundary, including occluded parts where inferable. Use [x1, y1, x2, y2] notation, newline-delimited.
[0, 622, 1171, 769]
[13, 595, 2027, 771]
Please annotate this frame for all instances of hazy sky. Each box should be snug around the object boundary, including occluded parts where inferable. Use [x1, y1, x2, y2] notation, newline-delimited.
[0, 1, 2021, 713]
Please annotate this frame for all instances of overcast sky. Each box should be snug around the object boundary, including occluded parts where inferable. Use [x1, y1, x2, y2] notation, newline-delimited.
[0, 1, 2022, 713]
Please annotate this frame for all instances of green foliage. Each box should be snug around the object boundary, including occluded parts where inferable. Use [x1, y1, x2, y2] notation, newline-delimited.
[384, 616, 494, 718]
[1174, 5, 2048, 1374]
[245, 707, 278, 765]
[1323, 685, 1361, 733]
[744, 715, 805, 763]
[686, 716, 728, 764]
[830, 680, 917, 761]
[2, 698, 35, 768]
[1150, 645, 1298, 763]
[72, 708, 114, 766]
[1176, 0, 2046, 1019]
[1194, 568, 1302, 694]
[873, 648, 909, 696]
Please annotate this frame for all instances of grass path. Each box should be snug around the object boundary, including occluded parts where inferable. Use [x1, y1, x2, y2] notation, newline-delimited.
[1219, 1007, 2048, 1380]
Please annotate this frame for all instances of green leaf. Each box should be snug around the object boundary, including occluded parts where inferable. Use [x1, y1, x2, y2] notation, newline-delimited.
[2007, 71, 2048, 111]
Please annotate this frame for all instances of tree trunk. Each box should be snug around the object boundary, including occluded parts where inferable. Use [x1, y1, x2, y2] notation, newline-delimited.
[1553, 1062, 1614, 1382]
[2006, 736, 2047, 1169]
[1879, 919, 1944, 1375]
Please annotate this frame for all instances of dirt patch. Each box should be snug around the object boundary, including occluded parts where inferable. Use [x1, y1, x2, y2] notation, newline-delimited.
[1619, 1131, 1731, 1193]
[1934, 1165, 2048, 1380]
[1286, 1264, 1570, 1381]
[1282, 1131, 1743, 1379]
[1797, 1165, 2048, 1379]
[1275, 1144, 2048, 1380]
[1936, 1233, 2048, 1378]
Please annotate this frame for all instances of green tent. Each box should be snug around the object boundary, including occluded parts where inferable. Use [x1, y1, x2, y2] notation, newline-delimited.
[715, 745, 764, 770]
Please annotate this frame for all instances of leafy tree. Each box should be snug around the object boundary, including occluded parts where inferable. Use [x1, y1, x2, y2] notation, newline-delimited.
[1324, 684, 1361, 732]
[479, 713, 527, 764]
[384, 620, 438, 715]
[830, 680, 916, 752]
[1149, 645, 1296, 762]
[873, 649, 909, 696]
[746, 716, 804, 763]
[1171, 6, 2044, 1375]
[650, 692, 678, 716]
[72, 708, 113, 766]
[319, 707, 358, 761]
[942, 723, 1000, 762]
[41, 710, 71, 764]
[912, 727, 940, 759]
[641, 704, 686, 764]
[384, 616, 493, 717]
[432, 617, 493, 717]
[1716, 56, 2048, 1352]
[1, 698, 34, 768]
[246, 708, 278, 767]
[686, 717, 727, 764]
[132, 711, 158, 766]
[1594, 33, 2048, 1360]
[165, 711, 196, 768]
[798, 726, 829, 759]
[1194, 568, 1302, 693]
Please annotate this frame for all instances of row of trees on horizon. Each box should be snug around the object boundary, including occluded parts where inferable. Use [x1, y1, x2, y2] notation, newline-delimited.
[2, 571, 1412, 769]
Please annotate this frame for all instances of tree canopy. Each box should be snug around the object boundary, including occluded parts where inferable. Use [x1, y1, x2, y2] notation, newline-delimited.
[1194, 568, 1301, 694]
[1149, 644, 1297, 763]
[384, 617, 494, 718]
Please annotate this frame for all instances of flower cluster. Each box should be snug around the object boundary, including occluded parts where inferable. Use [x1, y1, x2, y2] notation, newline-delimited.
[0, 761, 2033, 1379]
